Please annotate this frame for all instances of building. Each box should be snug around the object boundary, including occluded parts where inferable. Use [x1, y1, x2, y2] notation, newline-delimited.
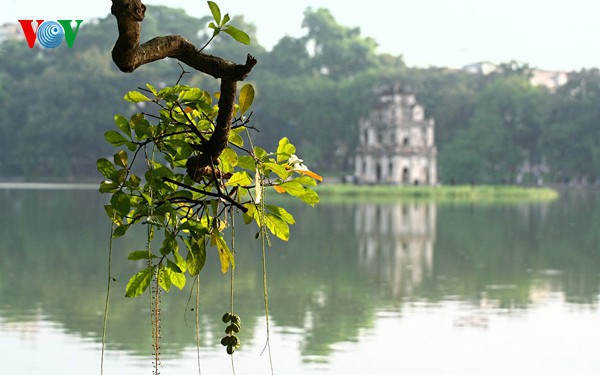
[354, 84, 437, 185]
[461, 61, 568, 91]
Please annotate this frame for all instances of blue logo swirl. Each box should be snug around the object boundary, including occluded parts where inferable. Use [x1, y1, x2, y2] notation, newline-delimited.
[37, 21, 64, 48]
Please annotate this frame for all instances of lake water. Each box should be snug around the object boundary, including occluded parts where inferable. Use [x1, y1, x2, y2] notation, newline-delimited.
[1, 185, 599, 374]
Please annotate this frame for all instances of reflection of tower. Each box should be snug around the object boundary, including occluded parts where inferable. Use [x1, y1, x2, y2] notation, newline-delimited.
[355, 203, 436, 298]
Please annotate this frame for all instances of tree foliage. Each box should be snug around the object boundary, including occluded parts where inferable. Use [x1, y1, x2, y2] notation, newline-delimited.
[96, 3, 322, 371]
[100, 82, 321, 293]
[0, 5, 598, 184]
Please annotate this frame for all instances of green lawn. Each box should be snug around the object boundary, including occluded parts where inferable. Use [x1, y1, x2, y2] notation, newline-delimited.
[313, 184, 559, 203]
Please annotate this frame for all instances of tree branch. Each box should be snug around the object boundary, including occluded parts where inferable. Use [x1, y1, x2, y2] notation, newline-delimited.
[110, 0, 257, 79]
[110, 0, 257, 179]
[162, 177, 247, 213]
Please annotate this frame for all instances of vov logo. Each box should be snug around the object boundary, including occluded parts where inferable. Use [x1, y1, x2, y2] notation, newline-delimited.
[18, 20, 83, 48]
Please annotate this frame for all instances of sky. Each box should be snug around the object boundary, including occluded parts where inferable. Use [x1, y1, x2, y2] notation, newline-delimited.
[2, 0, 598, 71]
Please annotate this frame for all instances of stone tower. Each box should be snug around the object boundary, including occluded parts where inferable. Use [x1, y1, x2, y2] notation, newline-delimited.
[354, 84, 437, 185]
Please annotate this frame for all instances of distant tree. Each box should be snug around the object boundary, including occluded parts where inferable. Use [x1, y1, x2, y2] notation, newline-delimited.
[442, 75, 550, 184]
[542, 69, 600, 183]
[495, 60, 533, 78]
[253, 8, 388, 170]
[301, 8, 380, 79]
[261, 36, 312, 77]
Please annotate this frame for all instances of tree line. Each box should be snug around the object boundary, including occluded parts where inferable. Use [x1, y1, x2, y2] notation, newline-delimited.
[0, 5, 598, 184]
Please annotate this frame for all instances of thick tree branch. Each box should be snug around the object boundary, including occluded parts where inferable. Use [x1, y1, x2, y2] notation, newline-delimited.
[110, 0, 257, 79]
[110, 0, 257, 179]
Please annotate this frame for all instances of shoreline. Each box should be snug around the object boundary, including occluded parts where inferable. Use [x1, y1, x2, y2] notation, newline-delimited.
[1, 181, 593, 203]
[313, 183, 561, 202]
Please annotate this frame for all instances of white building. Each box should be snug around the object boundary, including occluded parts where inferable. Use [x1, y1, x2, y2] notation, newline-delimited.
[461, 61, 568, 91]
[354, 84, 437, 185]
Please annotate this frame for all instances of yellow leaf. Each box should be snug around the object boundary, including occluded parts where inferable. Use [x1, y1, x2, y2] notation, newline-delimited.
[273, 185, 286, 193]
[238, 84, 255, 115]
[298, 170, 323, 181]
[211, 234, 234, 273]
[226, 171, 252, 187]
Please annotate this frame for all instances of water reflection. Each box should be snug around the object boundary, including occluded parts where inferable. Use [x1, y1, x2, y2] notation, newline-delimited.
[355, 203, 435, 298]
[1, 187, 600, 374]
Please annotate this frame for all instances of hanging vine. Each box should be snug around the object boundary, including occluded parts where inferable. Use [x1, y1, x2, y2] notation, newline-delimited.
[100, 1, 321, 373]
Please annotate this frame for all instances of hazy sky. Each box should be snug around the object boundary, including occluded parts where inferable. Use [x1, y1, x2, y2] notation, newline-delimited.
[2, 0, 598, 71]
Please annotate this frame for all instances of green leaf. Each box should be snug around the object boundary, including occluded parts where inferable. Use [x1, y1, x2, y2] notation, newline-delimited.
[266, 205, 295, 224]
[220, 147, 238, 170]
[105, 130, 129, 147]
[211, 233, 234, 273]
[166, 260, 186, 289]
[253, 146, 267, 160]
[178, 218, 209, 234]
[128, 250, 158, 260]
[277, 137, 296, 163]
[112, 225, 128, 238]
[160, 234, 178, 256]
[300, 188, 320, 206]
[124, 90, 152, 103]
[222, 13, 230, 25]
[127, 174, 141, 189]
[131, 113, 152, 141]
[113, 150, 128, 168]
[110, 191, 130, 217]
[99, 180, 118, 193]
[293, 176, 318, 187]
[222, 25, 250, 45]
[277, 181, 305, 196]
[114, 114, 131, 139]
[103, 205, 121, 225]
[158, 264, 172, 292]
[125, 266, 155, 297]
[146, 83, 158, 96]
[186, 239, 207, 276]
[226, 171, 253, 187]
[173, 250, 187, 273]
[264, 162, 290, 180]
[179, 87, 203, 103]
[264, 213, 290, 241]
[242, 203, 255, 224]
[126, 142, 137, 152]
[97, 158, 118, 181]
[166, 258, 182, 273]
[207, 1, 221, 24]
[237, 155, 256, 171]
[228, 127, 244, 147]
[238, 84, 255, 115]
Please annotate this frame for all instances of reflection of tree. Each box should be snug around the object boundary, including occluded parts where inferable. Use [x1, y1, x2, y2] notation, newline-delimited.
[265, 203, 377, 360]
[434, 197, 600, 308]
[2, 191, 600, 361]
[355, 203, 436, 298]
[0, 192, 378, 360]
[0, 189, 240, 355]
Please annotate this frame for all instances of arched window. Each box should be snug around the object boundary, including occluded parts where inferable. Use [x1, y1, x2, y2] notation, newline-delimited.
[402, 167, 410, 184]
